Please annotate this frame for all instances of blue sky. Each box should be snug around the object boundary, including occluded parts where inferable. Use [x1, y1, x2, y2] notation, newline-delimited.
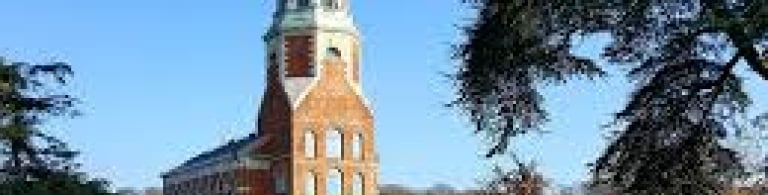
[2, 0, 766, 190]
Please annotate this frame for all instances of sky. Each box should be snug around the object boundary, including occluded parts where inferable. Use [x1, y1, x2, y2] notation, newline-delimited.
[1, 0, 767, 191]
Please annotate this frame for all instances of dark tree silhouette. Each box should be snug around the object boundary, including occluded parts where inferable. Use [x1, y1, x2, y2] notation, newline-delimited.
[0, 57, 113, 194]
[455, 1, 768, 194]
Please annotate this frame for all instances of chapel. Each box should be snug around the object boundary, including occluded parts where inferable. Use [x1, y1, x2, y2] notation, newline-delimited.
[162, 0, 378, 194]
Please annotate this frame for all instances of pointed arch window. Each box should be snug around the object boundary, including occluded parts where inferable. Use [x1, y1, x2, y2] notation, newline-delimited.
[327, 128, 342, 158]
[305, 130, 316, 158]
[352, 132, 363, 160]
[327, 169, 343, 195]
[305, 171, 316, 195]
[353, 173, 363, 195]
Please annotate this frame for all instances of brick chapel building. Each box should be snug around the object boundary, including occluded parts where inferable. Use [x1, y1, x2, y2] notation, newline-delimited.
[162, 0, 378, 194]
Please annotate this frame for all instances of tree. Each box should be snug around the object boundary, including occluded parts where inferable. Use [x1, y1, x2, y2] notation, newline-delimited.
[0, 171, 112, 195]
[0, 57, 113, 194]
[454, 1, 768, 194]
[479, 163, 546, 195]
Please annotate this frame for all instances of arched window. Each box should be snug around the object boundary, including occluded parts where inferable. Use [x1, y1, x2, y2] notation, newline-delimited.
[352, 132, 362, 160]
[353, 173, 363, 195]
[305, 130, 316, 158]
[275, 170, 288, 194]
[322, 0, 340, 10]
[327, 128, 342, 158]
[305, 171, 316, 195]
[327, 169, 342, 195]
[327, 47, 341, 58]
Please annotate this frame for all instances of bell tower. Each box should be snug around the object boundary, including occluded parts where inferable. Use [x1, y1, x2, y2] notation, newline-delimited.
[264, 0, 361, 87]
[161, 1, 373, 195]
[258, 0, 376, 195]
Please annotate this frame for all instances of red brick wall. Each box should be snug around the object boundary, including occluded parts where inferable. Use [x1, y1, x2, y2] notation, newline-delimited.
[238, 168, 272, 195]
[257, 53, 293, 155]
[284, 36, 314, 77]
[291, 58, 375, 195]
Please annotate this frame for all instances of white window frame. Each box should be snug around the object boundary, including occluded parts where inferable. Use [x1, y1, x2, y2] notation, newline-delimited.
[305, 130, 316, 158]
[352, 132, 363, 160]
[327, 169, 343, 195]
[353, 172, 363, 195]
[305, 171, 316, 195]
[326, 128, 343, 159]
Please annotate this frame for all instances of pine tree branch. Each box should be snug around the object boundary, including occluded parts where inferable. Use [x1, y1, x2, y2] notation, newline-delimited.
[710, 52, 743, 98]
[728, 23, 768, 80]
[745, 51, 768, 80]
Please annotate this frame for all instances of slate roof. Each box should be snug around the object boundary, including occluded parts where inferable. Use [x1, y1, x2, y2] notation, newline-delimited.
[167, 133, 258, 176]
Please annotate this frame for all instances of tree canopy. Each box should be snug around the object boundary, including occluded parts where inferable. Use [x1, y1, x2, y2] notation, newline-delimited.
[455, 0, 768, 194]
[479, 164, 546, 195]
[0, 57, 113, 194]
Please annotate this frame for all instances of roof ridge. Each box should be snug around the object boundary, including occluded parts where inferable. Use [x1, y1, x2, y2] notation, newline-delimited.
[176, 133, 257, 169]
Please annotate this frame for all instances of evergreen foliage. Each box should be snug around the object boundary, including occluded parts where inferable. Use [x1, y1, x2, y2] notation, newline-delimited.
[455, 1, 768, 194]
[0, 57, 114, 194]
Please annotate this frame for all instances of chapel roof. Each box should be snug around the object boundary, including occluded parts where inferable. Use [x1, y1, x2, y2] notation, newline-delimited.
[165, 133, 258, 176]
